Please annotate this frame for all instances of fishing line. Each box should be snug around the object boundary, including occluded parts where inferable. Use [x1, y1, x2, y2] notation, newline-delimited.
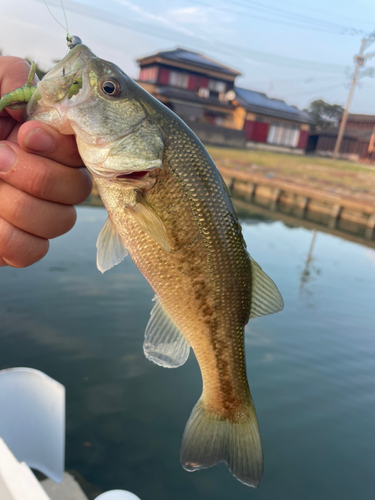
[59, 0, 70, 35]
[43, 0, 77, 52]
[43, 0, 69, 33]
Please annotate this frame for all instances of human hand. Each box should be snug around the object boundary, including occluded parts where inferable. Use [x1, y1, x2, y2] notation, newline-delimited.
[0, 57, 92, 268]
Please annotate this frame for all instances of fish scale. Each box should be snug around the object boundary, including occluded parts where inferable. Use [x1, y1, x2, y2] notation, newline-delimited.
[151, 123, 254, 418]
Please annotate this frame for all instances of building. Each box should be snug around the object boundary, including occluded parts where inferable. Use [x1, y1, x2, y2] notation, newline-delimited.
[234, 88, 312, 152]
[308, 113, 375, 162]
[137, 47, 240, 127]
[136, 47, 312, 151]
[345, 113, 375, 131]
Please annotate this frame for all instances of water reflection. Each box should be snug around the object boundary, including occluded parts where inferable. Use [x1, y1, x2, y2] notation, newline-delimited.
[233, 195, 375, 251]
[299, 230, 320, 295]
[365, 248, 375, 266]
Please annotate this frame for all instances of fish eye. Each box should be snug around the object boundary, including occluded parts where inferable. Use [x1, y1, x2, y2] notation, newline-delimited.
[101, 78, 122, 97]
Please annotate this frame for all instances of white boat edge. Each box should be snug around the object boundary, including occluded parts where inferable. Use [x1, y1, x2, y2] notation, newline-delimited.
[0, 368, 141, 500]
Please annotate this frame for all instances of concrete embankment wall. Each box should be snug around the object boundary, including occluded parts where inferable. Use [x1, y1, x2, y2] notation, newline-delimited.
[218, 166, 375, 241]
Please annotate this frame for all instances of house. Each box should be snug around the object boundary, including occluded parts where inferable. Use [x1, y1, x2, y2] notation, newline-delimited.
[136, 47, 312, 151]
[308, 127, 375, 162]
[308, 113, 375, 162]
[137, 47, 240, 127]
[344, 113, 375, 131]
[234, 88, 312, 152]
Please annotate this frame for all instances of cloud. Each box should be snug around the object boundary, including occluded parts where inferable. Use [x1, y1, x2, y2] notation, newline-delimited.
[167, 4, 234, 27]
[113, 0, 195, 36]
[113, 0, 235, 40]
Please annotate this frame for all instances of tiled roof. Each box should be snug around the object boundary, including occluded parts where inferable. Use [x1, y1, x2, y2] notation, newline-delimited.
[157, 86, 235, 110]
[138, 48, 241, 77]
[347, 113, 375, 122]
[235, 87, 313, 124]
[318, 127, 373, 141]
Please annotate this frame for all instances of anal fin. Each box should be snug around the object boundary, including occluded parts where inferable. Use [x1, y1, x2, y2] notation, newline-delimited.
[144, 299, 190, 368]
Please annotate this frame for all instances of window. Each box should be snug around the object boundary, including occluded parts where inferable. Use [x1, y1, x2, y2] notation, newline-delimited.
[198, 87, 209, 98]
[169, 71, 189, 88]
[267, 121, 299, 147]
[209, 80, 226, 93]
[139, 67, 157, 82]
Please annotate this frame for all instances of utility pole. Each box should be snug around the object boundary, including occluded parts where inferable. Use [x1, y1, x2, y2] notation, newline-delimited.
[333, 38, 367, 159]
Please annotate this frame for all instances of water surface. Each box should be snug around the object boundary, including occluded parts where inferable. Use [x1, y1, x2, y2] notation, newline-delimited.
[1, 206, 375, 500]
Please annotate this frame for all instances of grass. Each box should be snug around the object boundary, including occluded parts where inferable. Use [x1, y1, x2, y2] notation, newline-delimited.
[206, 146, 375, 201]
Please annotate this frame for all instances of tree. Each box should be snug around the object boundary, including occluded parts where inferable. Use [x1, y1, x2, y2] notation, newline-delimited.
[304, 99, 344, 132]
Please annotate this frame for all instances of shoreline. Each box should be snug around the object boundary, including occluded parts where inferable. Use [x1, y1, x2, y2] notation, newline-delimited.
[218, 165, 375, 235]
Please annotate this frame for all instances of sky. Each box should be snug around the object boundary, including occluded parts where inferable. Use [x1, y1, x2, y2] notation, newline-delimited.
[1, 0, 375, 113]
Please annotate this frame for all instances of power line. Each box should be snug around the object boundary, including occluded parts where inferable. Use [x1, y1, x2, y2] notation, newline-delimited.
[286, 83, 347, 97]
[246, 74, 347, 86]
[191, 0, 353, 36]
[190, 0, 363, 35]
[262, 0, 375, 30]
[208, 0, 366, 36]
[32, 0, 349, 75]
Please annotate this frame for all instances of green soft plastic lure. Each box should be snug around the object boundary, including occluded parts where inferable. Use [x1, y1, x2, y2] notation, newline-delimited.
[0, 62, 38, 113]
[0, 35, 82, 114]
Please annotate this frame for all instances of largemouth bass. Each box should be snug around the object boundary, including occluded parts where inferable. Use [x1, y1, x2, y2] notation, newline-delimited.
[25, 43, 283, 487]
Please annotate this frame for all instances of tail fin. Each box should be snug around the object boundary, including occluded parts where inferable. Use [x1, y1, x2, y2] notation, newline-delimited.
[180, 397, 263, 488]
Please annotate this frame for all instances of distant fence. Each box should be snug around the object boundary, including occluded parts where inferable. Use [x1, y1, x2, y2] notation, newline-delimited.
[184, 120, 246, 148]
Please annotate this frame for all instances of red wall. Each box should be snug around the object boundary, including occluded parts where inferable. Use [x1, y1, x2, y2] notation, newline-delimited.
[297, 130, 309, 149]
[253, 122, 269, 143]
[244, 120, 255, 140]
[245, 120, 269, 142]
[198, 77, 209, 88]
[188, 75, 197, 90]
[158, 68, 170, 85]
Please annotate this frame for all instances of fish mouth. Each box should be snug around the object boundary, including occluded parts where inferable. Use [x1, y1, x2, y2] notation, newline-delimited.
[116, 170, 151, 181]
[26, 44, 94, 123]
[113, 166, 161, 188]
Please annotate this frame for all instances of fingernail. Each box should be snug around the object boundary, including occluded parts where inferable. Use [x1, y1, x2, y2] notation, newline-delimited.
[0, 145, 16, 173]
[24, 127, 55, 153]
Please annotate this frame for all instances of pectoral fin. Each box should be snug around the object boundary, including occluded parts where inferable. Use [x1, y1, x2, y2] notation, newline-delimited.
[144, 299, 190, 368]
[249, 257, 284, 319]
[96, 217, 128, 273]
[131, 196, 170, 252]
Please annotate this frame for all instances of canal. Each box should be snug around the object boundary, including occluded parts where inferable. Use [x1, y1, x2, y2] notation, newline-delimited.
[1, 203, 375, 500]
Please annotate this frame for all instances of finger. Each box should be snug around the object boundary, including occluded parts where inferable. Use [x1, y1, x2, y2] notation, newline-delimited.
[0, 57, 37, 122]
[0, 180, 77, 239]
[0, 115, 18, 141]
[0, 216, 49, 268]
[0, 142, 92, 205]
[18, 121, 84, 168]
